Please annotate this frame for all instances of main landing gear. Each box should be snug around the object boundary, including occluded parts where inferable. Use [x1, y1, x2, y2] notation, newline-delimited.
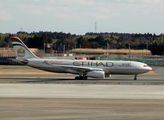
[134, 74, 137, 80]
[75, 76, 88, 80]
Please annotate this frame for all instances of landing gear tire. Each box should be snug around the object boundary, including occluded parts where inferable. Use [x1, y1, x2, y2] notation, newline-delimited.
[83, 76, 87, 80]
[75, 76, 79, 80]
[75, 76, 88, 80]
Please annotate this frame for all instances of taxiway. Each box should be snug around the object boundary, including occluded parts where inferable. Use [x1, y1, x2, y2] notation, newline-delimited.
[0, 65, 164, 120]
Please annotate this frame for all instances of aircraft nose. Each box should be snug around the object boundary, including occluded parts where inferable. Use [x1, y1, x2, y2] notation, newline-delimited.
[148, 66, 152, 71]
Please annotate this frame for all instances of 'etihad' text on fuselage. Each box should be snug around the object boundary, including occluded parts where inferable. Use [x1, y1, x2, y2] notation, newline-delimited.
[73, 61, 114, 67]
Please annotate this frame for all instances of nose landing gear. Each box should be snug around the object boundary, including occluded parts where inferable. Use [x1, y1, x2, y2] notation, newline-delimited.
[134, 74, 137, 80]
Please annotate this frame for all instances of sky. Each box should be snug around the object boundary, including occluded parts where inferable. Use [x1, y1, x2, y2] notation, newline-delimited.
[0, 0, 164, 35]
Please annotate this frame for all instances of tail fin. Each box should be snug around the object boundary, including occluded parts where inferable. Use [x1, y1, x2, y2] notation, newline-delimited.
[10, 37, 39, 59]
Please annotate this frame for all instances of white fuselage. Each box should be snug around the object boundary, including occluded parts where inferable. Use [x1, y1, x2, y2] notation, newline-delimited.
[26, 59, 152, 75]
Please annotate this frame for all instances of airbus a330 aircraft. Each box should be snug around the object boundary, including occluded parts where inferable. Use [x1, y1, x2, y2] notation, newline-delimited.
[10, 37, 152, 80]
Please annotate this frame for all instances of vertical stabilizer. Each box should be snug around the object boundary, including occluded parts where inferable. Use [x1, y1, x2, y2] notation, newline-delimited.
[10, 37, 39, 59]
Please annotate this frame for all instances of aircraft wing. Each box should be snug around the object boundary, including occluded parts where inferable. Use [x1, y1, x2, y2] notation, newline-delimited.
[53, 64, 104, 72]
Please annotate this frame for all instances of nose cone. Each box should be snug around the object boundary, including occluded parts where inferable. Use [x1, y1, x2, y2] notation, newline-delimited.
[144, 65, 152, 72]
[147, 66, 152, 71]
[141, 64, 152, 73]
[149, 66, 152, 71]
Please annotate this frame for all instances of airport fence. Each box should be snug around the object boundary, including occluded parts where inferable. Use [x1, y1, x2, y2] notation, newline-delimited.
[95, 56, 164, 66]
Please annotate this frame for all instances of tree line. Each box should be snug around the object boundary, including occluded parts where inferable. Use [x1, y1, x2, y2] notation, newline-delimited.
[0, 31, 164, 55]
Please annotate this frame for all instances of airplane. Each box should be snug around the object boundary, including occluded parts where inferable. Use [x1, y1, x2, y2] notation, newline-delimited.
[10, 36, 152, 80]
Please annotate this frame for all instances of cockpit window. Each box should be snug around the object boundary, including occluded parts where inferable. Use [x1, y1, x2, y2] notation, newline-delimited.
[143, 65, 148, 67]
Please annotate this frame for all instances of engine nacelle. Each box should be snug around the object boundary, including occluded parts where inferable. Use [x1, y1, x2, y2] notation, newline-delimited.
[87, 71, 105, 78]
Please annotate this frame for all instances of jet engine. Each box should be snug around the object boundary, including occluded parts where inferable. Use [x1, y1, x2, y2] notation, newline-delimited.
[87, 71, 105, 78]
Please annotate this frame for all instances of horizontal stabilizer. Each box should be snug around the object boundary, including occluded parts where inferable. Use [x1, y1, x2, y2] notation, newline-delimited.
[8, 58, 28, 65]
